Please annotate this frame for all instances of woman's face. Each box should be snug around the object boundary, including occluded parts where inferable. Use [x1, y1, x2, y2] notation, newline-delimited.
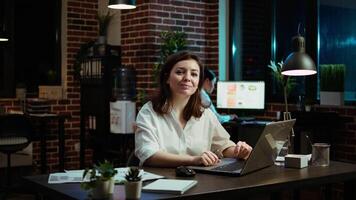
[203, 77, 217, 94]
[166, 59, 200, 99]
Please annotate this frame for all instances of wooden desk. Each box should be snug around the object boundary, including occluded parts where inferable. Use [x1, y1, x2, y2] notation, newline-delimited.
[23, 161, 356, 200]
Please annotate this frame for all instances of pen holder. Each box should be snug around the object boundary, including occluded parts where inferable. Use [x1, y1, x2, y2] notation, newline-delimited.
[311, 143, 330, 166]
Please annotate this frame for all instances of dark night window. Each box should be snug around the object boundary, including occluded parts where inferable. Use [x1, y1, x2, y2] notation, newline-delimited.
[0, 0, 61, 97]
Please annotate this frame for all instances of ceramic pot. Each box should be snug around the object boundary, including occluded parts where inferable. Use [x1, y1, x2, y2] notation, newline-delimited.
[125, 181, 142, 199]
[91, 178, 115, 199]
[320, 91, 344, 106]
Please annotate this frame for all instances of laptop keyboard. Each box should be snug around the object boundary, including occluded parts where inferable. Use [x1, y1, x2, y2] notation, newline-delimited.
[212, 161, 245, 171]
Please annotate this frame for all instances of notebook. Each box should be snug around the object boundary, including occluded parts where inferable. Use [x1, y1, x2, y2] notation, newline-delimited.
[189, 119, 296, 176]
[142, 179, 197, 194]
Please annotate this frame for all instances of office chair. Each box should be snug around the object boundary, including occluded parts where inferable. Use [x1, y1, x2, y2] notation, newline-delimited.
[0, 114, 32, 187]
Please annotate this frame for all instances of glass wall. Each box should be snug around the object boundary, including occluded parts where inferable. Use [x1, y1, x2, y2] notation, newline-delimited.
[319, 0, 356, 101]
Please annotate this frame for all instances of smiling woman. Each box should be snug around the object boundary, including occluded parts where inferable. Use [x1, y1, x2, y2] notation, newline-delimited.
[134, 51, 253, 168]
[0, 0, 61, 97]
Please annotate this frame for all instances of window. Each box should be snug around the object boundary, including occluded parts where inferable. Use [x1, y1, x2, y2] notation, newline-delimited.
[227, 0, 317, 103]
[0, 0, 61, 97]
[319, 0, 356, 102]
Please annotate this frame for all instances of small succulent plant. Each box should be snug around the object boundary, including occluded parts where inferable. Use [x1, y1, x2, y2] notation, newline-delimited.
[125, 167, 142, 182]
[80, 160, 117, 191]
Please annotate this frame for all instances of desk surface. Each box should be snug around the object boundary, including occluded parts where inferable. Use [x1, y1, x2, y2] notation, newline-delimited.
[24, 161, 356, 200]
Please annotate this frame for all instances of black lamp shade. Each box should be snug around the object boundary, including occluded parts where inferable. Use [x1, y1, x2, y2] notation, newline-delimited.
[282, 36, 316, 76]
[0, 30, 9, 42]
[108, 0, 136, 9]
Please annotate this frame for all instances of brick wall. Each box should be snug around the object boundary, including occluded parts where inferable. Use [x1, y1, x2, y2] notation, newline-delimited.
[120, 0, 219, 95]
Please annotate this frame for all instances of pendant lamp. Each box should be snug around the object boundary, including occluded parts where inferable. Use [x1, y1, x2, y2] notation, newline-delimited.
[108, 0, 136, 9]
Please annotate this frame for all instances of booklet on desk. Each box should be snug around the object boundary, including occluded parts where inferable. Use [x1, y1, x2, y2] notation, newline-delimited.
[48, 168, 164, 184]
[142, 179, 197, 195]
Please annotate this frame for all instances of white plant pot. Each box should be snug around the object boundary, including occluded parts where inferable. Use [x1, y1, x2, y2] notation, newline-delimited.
[305, 105, 312, 112]
[125, 181, 142, 200]
[320, 91, 344, 106]
[91, 178, 115, 199]
[16, 88, 26, 100]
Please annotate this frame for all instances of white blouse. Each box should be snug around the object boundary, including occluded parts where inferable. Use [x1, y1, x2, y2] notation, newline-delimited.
[134, 102, 235, 165]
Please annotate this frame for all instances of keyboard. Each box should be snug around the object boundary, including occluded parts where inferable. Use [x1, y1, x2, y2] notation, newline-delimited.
[212, 161, 245, 171]
[236, 117, 256, 122]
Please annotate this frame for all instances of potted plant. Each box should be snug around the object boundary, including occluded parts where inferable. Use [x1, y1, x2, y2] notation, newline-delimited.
[320, 64, 345, 106]
[124, 167, 142, 200]
[15, 82, 26, 100]
[96, 11, 114, 43]
[268, 60, 297, 101]
[153, 31, 187, 85]
[137, 31, 187, 105]
[81, 160, 117, 199]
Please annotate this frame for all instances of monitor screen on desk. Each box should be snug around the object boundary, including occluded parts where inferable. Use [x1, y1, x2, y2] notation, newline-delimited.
[216, 81, 265, 109]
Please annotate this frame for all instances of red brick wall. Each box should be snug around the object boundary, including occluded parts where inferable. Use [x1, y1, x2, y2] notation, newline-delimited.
[120, 0, 219, 95]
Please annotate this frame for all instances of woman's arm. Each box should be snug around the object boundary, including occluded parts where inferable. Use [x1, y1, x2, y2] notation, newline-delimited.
[144, 150, 220, 167]
[222, 141, 252, 159]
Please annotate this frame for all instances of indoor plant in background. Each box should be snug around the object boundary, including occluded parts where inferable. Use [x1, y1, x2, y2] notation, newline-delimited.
[81, 160, 117, 199]
[320, 64, 345, 106]
[96, 11, 114, 44]
[267, 60, 297, 104]
[136, 30, 187, 105]
[96, 11, 114, 55]
[124, 167, 142, 199]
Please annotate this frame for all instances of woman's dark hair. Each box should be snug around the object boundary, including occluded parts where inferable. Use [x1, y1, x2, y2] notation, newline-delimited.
[204, 68, 216, 81]
[152, 51, 205, 121]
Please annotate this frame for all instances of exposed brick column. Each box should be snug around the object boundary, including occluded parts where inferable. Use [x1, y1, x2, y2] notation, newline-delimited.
[120, 0, 219, 96]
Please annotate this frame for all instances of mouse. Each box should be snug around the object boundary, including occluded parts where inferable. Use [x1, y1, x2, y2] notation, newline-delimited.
[175, 166, 196, 177]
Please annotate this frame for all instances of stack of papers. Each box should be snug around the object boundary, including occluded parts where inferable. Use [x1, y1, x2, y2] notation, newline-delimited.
[48, 167, 164, 184]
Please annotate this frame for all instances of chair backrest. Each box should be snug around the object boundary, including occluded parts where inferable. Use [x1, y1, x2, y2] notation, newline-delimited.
[0, 114, 33, 140]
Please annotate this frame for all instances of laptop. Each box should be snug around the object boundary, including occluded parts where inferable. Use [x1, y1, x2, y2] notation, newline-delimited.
[189, 119, 296, 176]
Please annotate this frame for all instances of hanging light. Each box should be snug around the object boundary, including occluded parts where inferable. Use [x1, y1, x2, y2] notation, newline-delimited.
[281, 24, 317, 154]
[282, 35, 316, 76]
[0, 32, 9, 42]
[0, 0, 9, 42]
[108, 0, 136, 9]
[282, 24, 316, 76]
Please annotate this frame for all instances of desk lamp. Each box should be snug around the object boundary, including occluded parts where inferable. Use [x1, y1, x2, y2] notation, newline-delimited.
[108, 0, 136, 9]
[281, 26, 317, 153]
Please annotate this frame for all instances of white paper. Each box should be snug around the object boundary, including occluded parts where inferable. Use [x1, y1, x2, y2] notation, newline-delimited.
[48, 167, 164, 184]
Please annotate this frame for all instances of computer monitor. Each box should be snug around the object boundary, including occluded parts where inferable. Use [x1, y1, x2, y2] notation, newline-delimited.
[216, 81, 265, 109]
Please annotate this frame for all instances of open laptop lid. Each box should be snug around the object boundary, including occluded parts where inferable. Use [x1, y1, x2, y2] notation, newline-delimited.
[240, 119, 296, 175]
[188, 119, 296, 176]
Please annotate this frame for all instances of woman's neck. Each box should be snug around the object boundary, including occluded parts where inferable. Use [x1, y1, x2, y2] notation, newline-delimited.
[170, 95, 190, 128]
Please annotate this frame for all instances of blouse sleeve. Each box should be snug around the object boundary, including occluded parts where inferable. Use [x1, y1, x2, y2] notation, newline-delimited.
[207, 110, 235, 156]
[134, 103, 160, 165]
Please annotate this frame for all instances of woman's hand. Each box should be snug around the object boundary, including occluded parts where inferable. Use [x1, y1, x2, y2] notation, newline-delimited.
[234, 141, 252, 159]
[193, 151, 220, 166]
